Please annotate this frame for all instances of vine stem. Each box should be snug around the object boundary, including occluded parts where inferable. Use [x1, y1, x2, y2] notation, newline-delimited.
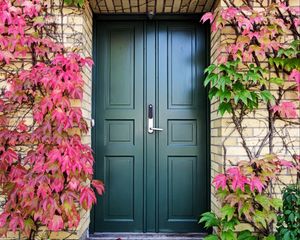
[231, 108, 254, 160]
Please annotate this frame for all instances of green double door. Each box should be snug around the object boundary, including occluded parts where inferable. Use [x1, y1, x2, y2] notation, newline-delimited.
[93, 20, 208, 233]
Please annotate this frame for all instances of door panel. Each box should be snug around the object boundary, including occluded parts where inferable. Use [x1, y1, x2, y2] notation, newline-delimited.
[158, 22, 208, 232]
[93, 20, 208, 233]
[94, 22, 144, 232]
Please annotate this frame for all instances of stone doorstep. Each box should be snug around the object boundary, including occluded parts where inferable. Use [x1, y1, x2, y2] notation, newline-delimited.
[89, 233, 206, 240]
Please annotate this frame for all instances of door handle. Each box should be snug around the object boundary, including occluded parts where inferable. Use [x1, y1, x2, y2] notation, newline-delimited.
[148, 104, 163, 134]
[151, 127, 163, 131]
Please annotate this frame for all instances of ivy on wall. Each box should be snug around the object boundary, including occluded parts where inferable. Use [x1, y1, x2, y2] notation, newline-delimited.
[199, 0, 300, 239]
[0, 0, 103, 238]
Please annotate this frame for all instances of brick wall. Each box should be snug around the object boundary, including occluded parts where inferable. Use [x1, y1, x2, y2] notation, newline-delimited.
[210, 0, 300, 214]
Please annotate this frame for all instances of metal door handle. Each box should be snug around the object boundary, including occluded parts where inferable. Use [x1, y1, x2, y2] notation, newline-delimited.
[151, 127, 163, 131]
[148, 104, 163, 134]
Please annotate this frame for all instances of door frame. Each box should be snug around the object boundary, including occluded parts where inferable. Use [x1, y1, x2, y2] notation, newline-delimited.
[90, 14, 211, 234]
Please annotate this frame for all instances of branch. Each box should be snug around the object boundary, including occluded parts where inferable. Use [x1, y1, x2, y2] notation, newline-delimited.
[232, 107, 254, 160]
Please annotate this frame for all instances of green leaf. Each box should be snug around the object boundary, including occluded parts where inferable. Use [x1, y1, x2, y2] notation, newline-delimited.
[263, 236, 275, 240]
[204, 73, 218, 87]
[239, 202, 251, 219]
[77, 0, 84, 7]
[270, 198, 282, 210]
[204, 235, 219, 240]
[272, 57, 284, 68]
[218, 89, 231, 103]
[269, 77, 284, 85]
[260, 90, 274, 103]
[239, 90, 251, 105]
[283, 231, 291, 240]
[233, 82, 244, 91]
[219, 76, 232, 91]
[24, 218, 36, 232]
[199, 212, 219, 228]
[221, 230, 236, 240]
[208, 87, 218, 100]
[237, 230, 257, 240]
[288, 212, 295, 223]
[64, 0, 73, 4]
[221, 205, 235, 221]
[218, 102, 232, 116]
[255, 194, 270, 210]
[217, 188, 229, 199]
[253, 210, 267, 228]
[204, 64, 217, 74]
[223, 218, 239, 231]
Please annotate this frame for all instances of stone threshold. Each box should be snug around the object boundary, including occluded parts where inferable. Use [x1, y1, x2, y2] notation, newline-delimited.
[89, 232, 206, 240]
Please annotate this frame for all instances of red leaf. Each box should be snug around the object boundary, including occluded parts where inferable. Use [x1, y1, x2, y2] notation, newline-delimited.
[17, 120, 28, 132]
[200, 12, 214, 24]
[48, 215, 63, 231]
[8, 215, 24, 233]
[1, 149, 18, 164]
[80, 187, 96, 210]
[227, 167, 248, 191]
[92, 180, 105, 195]
[212, 174, 227, 190]
[279, 160, 293, 168]
[249, 176, 264, 193]
[0, 213, 9, 228]
[272, 102, 298, 119]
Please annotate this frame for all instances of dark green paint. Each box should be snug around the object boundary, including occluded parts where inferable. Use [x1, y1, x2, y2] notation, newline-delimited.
[92, 19, 209, 233]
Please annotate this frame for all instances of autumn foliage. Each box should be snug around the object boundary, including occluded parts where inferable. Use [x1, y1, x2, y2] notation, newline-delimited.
[199, 0, 300, 239]
[0, 0, 103, 237]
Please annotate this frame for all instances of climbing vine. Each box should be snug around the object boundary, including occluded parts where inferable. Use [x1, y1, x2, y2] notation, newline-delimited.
[0, 0, 103, 238]
[200, 0, 299, 239]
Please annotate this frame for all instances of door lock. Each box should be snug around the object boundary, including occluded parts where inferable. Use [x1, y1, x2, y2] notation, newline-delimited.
[148, 104, 163, 133]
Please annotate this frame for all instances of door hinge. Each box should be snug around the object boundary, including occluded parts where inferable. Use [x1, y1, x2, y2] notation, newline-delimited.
[91, 118, 95, 128]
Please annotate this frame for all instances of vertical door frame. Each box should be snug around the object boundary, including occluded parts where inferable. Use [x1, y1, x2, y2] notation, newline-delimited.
[90, 14, 211, 234]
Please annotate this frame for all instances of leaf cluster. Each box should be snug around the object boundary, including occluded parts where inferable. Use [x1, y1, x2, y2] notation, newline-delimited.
[276, 185, 300, 240]
[269, 41, 300, 72]
[199, 156, 289, 240]
[204, 60, 274, 116]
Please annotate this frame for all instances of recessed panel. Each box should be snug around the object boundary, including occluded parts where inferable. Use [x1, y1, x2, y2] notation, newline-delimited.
[106, 29, 135, 109]
[105, 120, 134, 144]
[168, 156, 196, 220]
[167, 27, 195, 109]
[104, 156, 134, 220]
[168, 120, 197, 146]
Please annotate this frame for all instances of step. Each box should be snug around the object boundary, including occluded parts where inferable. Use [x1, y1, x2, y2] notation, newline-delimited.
[89, 233, 206, 240]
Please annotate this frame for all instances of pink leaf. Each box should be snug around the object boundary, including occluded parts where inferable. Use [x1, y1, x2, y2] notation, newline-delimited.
[48, 215, 63, 231]
[289, 69, 300, 97]
[80, 187, 96, 210]
[17, 120, 28, 132]
[212, 174, 227, 190]
[200, 12, 214, 24]
[272, 102, 298, 119]
[227, 167, 248, 191]
[92, 180, 105, 195]
[279, 160, 294, 168]
[9, 215, 24, 233]
[221, 7, 239, 20]
[0, 213, 9, 228]
[68, 178, 79, 190]
[249, 176, 264, 193]
[1, 149, 18, 164]
[231, 174, 248, 191]
[48, 149, 62, 163]
[294, 18, 300, 27]
[227, 167, 240, 176]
